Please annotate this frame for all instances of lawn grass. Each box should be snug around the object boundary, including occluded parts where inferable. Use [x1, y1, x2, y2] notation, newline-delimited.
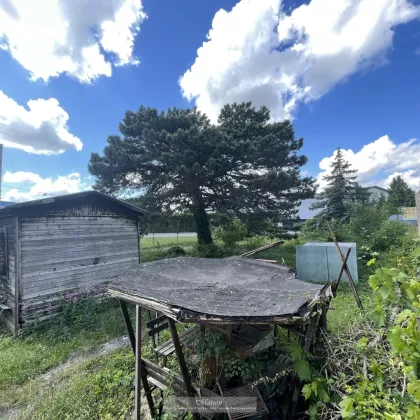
[15, 348, 138, 420]
[0, 299, 130, 409]
[141, 235, 197, 248]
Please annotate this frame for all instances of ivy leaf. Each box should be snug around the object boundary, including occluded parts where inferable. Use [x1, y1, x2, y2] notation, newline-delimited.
[339, 397, 354, 418]
[319, 387, 330, 403]
[311, 381, 318, 397]
[289, 342, 303, 362]
[406, 404, 420, 419]
[407, 380, 420, 400]
[369, 274, 379, 290]
[294, 359, 311, 381]
[396, 309, 414, 325]
[372, 306, 386, 327]
[302, 384, 312, 400]
[387, 327, 404, 353]
[308, 404, 318, 419]
[367, 258, 376, 266]
[410, 248, 420, 259]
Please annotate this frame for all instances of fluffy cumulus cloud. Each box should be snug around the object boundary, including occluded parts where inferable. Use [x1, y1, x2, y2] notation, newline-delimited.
[0, 91, 82, 154]
[0, 0, 145, 82]
[180, 0, 420, 121]
[3, 171, 87, 202]
[316, 135, 420, 190]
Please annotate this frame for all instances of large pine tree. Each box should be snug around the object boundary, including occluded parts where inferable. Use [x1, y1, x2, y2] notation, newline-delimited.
[88, 102, 315, 244]
[388, 175, 415, 211]
[311, 148, 368, 220]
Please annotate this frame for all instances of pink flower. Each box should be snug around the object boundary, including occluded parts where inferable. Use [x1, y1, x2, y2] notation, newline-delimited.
[47, 303, 53, 313]
[72, 296, 78, 304]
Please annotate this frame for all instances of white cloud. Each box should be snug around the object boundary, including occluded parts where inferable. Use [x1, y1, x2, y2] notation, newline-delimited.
[0, 0, 145, 83]
[180, 0, 420, 122]
[0, 91, 82, 154]
[2, 172, 88, 202]
[316, 135, 420, 191]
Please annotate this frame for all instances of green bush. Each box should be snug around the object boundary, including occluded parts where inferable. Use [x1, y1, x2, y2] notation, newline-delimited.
[166, 246, 186, 258]
[191, 243, 226, 258]
[243, 235, 267, 251]
[214, 217, 247, 248]
[371, 220, 413, 252]
[343, 203, 389, 246]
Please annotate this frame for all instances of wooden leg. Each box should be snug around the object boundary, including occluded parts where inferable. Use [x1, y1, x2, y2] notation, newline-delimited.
[289, 307, 322, 419]
[147, 310, 159, 362]
[135, 305, 142, 420]
[119, 300, 135, 355]
[320, 302, 328, 332]
[167, 318, 200, 420]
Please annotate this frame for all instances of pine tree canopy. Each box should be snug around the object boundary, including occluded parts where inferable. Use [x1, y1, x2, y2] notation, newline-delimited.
[388, 175, 415, 211]
[311, 148, 369, 220]
[88, 102, 315, 244]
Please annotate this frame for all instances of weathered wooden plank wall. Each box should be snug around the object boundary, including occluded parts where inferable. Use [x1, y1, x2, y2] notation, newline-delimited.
[19, 215, 139, 323]
[0, 217, 17, 331]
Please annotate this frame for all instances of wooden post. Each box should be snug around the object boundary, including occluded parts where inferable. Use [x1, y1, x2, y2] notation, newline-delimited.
[415, 191, 420, 236]
[119, 300, 136, 355]
[167, 318, 200, 420]
[14, 216, 21, 333]
[147, 310, 159, 361]
[289, 307, 322, 419]
[326, 221, 363, 310]
[331, 248, 351, 296]
[135, 305, 142, 420]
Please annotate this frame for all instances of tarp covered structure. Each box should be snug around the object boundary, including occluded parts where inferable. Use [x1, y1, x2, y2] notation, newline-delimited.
[109, 257, 331, 323]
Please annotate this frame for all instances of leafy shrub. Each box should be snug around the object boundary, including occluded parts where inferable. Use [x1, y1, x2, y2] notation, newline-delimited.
[214, 217, 247, 248]
[243, 235, 267, 251]
[191, 243, 226, 258]
[342, 203, 389, 246]
[166, 246, 186, 258]
[371, 220, 413, 252]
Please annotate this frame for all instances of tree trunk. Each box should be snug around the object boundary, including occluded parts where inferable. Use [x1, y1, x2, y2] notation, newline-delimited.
[192, 191, 212, 245]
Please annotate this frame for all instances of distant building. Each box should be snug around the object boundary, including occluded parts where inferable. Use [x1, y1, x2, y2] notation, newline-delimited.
[367, 186, 389, 199]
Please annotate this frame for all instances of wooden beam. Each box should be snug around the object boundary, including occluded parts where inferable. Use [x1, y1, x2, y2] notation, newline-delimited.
[167, 318, 200, 420]
[240, 240, 284, 257]
[14, 216, 21, 333]
[119, 300, 136, 354]
[136, 215, 141, 264]
[146, 314, 167, 328]
[331, 248, 351, 296]
[135, 305, 142, 420]
[326, 221, 363, 310]
[148, 322, 168, 336]
[146, 310, 159, 362]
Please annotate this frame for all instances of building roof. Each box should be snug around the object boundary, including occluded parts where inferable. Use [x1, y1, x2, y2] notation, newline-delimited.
[0, 190, 147, 216]
[108, 257, 330, 323]
[367, 186, 389, 193]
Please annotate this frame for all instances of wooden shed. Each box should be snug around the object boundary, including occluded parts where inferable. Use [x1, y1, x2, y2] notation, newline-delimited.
[0, 191, 146, 333]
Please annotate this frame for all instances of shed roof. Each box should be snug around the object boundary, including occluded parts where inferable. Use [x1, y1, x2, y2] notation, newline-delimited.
[109, 257, 330, 323]
[0, 191, 147, 216]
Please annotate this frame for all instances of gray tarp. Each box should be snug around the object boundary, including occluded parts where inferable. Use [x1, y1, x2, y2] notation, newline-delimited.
[109, 257, 327, 319]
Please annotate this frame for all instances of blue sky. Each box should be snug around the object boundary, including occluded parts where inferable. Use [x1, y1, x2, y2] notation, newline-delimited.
[0, 0, 420, 201]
